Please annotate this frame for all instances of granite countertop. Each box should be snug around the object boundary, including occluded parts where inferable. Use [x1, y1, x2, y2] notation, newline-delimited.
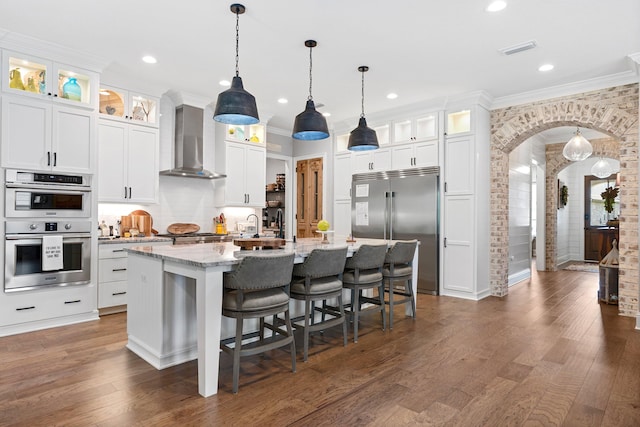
[126, 237, 393, 268]
[98, 236, 173, 245]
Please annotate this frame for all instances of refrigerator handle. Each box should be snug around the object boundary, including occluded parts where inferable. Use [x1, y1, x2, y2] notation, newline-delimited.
[384, 191, 389, 240]
[389, 191, 395, 240]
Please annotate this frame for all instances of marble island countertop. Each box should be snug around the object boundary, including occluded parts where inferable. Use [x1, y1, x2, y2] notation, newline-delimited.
[98, 236, 173, 244]
[126, 237, 396, 268]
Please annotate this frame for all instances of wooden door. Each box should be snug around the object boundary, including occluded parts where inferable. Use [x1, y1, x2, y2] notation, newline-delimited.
[296, 157, 323, 238]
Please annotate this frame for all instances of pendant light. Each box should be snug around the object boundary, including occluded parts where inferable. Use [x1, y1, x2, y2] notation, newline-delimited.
[292, 40, 329, 140]
[213, 4, 259, 125]
[591, 157, 616, 178]
[562, 127, 592, 161]
[348, 66, 379, 151]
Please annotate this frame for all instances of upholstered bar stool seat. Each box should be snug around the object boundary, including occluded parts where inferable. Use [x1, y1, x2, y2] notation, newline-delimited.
[383, 240, 418, 329]
[341, 244, 387, 343]
[220, 253, 296, 393]
[290, 246, 348, 361]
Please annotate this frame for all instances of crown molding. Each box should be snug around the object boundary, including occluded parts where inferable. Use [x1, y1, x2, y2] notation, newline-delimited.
[266, 126, 293, 138]
[0, 28, 109, 72]
[491, 70, 639, 110]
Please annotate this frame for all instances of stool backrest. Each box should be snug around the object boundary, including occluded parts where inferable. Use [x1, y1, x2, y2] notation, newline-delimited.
[385, 240, 418, 265]
[224, 253, 295, 290]
[345, 244, 387, 270]
[293, 247, 348, 279]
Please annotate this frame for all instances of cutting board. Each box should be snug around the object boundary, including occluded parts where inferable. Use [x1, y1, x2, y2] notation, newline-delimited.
[123, 210, 157, 236]
[233, 238, 286, 250]
[167, 223, 200, 235]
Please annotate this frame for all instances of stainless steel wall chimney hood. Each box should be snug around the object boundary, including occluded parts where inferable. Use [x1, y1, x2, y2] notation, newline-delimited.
[159, 104, 226, 179]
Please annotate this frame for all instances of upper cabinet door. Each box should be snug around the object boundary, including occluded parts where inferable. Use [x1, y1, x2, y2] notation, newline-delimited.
[446, 109, 472, 136]
[393, 113, 438, 144]
[225, 123, 265, 144]
[1, 97, 51, 170]
[51, 106, 94, 173]
[99, 85, 159, 127]
[3, 51, 97, 109]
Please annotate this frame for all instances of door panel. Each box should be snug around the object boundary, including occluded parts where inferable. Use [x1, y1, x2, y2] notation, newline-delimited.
[296, 157, 323, 238]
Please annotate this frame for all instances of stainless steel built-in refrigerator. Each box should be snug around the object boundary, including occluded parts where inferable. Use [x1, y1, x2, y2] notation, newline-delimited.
[351, 167, 439, 294]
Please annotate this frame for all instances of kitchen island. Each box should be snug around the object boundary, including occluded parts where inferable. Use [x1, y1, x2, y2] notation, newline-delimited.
[126, 238, 419, 397]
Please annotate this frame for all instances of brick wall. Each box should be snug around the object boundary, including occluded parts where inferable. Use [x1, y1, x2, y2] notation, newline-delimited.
[490, 84, 639, 316]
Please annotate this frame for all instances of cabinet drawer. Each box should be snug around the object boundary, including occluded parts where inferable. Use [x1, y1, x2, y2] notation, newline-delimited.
[99, 244, 130, 259]
[98, 281, 128, 308]
[99, 257, 128, 282]
[0, 285, 95, 327]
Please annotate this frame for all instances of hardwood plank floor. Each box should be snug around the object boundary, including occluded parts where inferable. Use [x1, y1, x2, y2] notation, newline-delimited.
[1, 267, 639, 426]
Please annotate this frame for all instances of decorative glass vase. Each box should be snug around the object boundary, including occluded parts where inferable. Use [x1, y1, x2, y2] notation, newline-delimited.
[62, 77, 82, 101]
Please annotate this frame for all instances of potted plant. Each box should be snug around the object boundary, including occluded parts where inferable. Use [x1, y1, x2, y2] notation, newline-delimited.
[601, 186, 619, 227]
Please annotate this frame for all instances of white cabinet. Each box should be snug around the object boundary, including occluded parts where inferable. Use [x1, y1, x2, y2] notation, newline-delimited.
[333, 199, 352, 238]
[334, 153, 353, 200]
[352, 148, 391, 173]
[1, 96, 94, 173]
[215, 140, 266, 207]
[3, 50, 98, 108]
[0, 284, 96, 328]
[442, 104, 490, 300]
[97, 120, 159, 203]
[392, 140, 438, 169]
[99, 85, 159, 127]
[393, 113, 438, 144]
[98, 241, 172, 313]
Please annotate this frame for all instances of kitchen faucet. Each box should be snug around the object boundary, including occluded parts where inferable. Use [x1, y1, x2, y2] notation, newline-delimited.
[247, 214, 260, 238]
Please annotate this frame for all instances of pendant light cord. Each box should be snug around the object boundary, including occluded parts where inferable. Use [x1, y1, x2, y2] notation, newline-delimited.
[235, 9, 240, 77]
[308, 45, 313, 100]
[360, 69, 366, 118]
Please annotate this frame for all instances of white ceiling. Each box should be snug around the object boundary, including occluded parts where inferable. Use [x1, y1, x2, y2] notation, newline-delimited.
[1, 1, 639, 133]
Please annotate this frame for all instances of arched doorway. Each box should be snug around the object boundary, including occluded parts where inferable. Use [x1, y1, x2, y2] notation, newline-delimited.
[490, 84, 639, 316]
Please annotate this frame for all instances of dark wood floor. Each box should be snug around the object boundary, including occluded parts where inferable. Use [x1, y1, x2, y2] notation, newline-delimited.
[1, 268, 639, 426]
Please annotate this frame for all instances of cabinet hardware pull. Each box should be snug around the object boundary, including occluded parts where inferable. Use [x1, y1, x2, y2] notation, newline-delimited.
[124, 187, 128, 199]
[112, 291, 127, 296]
[129, 187, 132, 199]
[16, 306, 35, 311]
[444, 237, 447, 248]
[444, 182, 448, 193]
[64, 300, 81, 304]
[47, 151, 51, 166]
[112, 268, 127, 272]
[112, 249, 125, 253]
[53, 152, 57, 167]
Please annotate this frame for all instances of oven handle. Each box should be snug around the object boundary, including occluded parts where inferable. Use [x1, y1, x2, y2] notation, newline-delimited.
[5, 233, 92, 240]
[5, 183, 91, 192]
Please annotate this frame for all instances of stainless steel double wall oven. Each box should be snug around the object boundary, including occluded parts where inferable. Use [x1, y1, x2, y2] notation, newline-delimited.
[4, 170, 92, 292]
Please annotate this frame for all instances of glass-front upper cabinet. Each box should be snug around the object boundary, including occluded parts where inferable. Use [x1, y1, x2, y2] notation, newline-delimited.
[3, 50, 97, 108]
[99, 85, 158, 126]
[225, 123, 265, 144]
[446, 109, 471, 135]
[393, 113, 438, 144]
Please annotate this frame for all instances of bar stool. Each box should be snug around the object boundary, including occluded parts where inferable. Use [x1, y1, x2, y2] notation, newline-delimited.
[383, 240, 418, 329]
[220, 253, 296, 393]
[342, 244, 387, 342]
[290, 246, 348, 361]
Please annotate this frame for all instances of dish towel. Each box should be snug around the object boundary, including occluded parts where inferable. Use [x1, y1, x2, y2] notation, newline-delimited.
[42, 235, 64, 271]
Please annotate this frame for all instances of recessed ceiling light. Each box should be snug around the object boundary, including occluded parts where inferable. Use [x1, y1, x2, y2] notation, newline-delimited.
[538, 63, 554, 72]
[142, 55, 157, 64]
[277, 98, 288, 104]
[219, 80, 231, 87]
[486, 1, 507, 12]
[386, 93, 398, 100]
[322, 112, 331, 117]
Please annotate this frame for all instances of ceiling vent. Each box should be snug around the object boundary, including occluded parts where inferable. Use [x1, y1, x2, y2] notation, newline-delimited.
[498, 40, 537, 56]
